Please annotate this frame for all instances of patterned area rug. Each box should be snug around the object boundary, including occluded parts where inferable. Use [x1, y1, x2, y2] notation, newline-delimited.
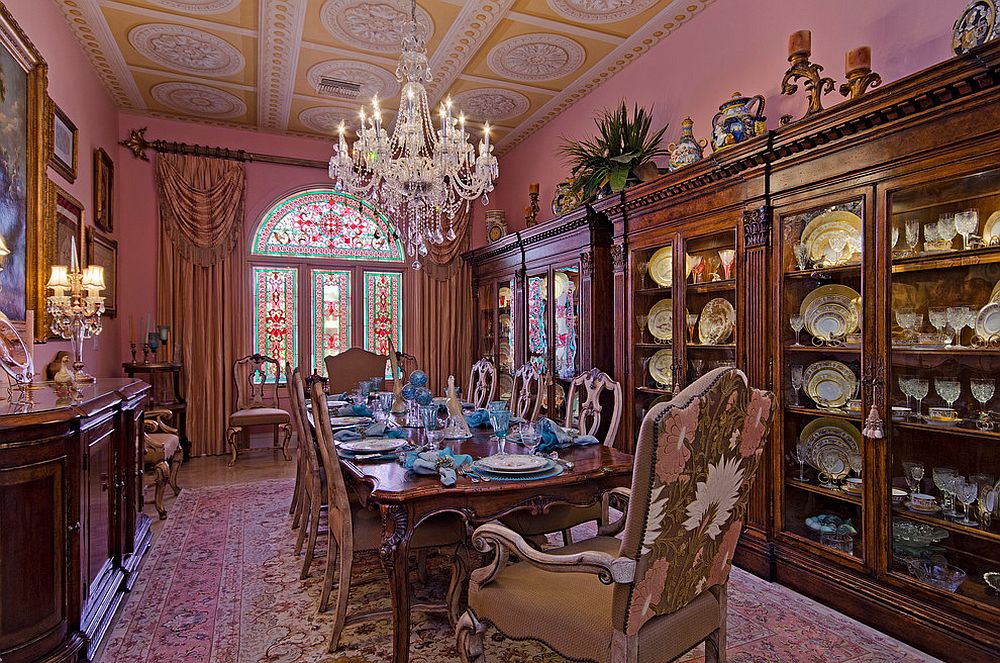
[100, 480, 938, 663]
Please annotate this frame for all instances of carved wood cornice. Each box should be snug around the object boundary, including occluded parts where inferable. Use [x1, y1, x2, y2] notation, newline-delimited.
[464, 204, 611, 263]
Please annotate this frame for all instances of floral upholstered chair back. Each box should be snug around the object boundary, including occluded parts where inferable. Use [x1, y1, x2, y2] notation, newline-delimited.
[510, 362, 542, 421]
[467, 358, 498, 410]
[565, 368, 623, 445]
[615, 367, 774, 637]
[233, 353, 281, 410]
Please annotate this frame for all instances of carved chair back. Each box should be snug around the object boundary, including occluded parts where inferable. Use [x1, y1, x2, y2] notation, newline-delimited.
[510, 362, 543, 421]
[467, 357, 498, 410]
[286, 365, 321, 490]
[310, 380, 354, 553]
[232, 353, 281, 410]
[613, 367, 774, 637]
[564, 368, 623, 445]
[324, 347, 389, 394]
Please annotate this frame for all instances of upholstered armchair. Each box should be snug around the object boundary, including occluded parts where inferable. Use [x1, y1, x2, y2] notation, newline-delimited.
[226, 353, 291, 467]
[467, 358, 498, 409]
[143, 409, 182, 519]
[456, 367, 775, 663]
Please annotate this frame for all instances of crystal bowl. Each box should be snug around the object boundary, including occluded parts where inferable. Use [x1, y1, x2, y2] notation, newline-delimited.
[893, 518, 949, 547]
[907, 560, 965, 592]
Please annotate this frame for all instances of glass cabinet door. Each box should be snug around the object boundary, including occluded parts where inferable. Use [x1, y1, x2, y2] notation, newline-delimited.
[631, 241, 675, 435]
[526, 270, 549, 413]
[477, 281, 496, 371]
[886, 169, 1000, 609]
[778, 198, 866, 562]
[497, 277, 516, 399]
[681, 229, 737, 388]
[553, 265, 580, 421]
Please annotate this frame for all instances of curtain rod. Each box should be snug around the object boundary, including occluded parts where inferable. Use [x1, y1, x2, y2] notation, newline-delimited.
[119, 127, 328, 170]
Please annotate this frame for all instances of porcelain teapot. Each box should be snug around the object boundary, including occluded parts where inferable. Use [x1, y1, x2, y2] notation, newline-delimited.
[711, 91, 767, 152]
[668, 117, 708, 171]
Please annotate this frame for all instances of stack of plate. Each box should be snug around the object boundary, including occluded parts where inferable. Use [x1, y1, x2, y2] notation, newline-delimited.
[337, 437, 410, 460]
[471, 454, 563, 481]
[800, 417, 861, 473]
[801, 210, 863, 265]
[800, 285, 861, 341]
[803, 360, 857, 408]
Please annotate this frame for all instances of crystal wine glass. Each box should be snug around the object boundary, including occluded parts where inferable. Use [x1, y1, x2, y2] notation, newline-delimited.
[924, 222, 940, 247]
[718, 249, 736, 280]
[636, 260, 649, 288]
[935, 376, 961, 409]
[891, 226, 899, 252]
[904, 218, 920, 256]
[790, 313, 805, 346]
[686, 311, 699, 343]
[895, 307, 916, 343]
[971, 377, 995, 427]
[910, 377, 929, 417]
[794, 442, 810, 482]
[636, 313, 650, 343]
[793, 240, 810, 270]
[956, 478, 980, 526]
[828, 232, 849, 265]
[928, 307, 949, 344]
[902, 460, 925, 497]
[963, 307, 978, 343]
[790, 364, 804, 406]
[946, 307, 968, 348]
[899, 375, 915, 411]
[937, 213, 957, 249]
[955, 209, 979, 250]
[933, 466, 958, 517]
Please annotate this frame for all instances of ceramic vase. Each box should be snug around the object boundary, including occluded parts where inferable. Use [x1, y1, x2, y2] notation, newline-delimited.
[668, 117, 708, 171]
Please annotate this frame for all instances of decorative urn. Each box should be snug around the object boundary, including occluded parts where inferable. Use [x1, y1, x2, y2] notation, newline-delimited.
[668, 117, 708, 171]
[711, 92, 767, 152]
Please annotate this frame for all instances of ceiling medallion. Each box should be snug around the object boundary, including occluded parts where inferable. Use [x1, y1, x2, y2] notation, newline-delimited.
[299, 107, 356, 134]
[151, 82, 247, 118]
[320, 0, 434, 53]
[547, 0, 659, 23]
[147, 0, 241, 13]
[306, 60, 400, 99]
[452, 88, 530, 122]
[487, 33, 585, 82]
[129, 24, 244, 76]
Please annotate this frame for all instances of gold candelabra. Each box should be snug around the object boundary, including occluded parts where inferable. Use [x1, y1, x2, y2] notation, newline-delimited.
[781, 30, 835, 123]
[525, 182, 540, 227]
[839, 46, 881, 99]
[45, 242, 105, 382]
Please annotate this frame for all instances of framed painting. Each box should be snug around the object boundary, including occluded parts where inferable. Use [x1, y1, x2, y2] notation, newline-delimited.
[49, 100, 77, 183]
[0, 5, 49, 339]
[54, 185, 84, 271]
[94, 147, 113, 232]
[86, 226, 116, 317]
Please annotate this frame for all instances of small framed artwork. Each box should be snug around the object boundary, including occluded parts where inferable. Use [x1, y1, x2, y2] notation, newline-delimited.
[85, 227, 117, 317]
[93, 147, 114, 233]
[54, 185, 84, 270]
[49, 101, 77, 183]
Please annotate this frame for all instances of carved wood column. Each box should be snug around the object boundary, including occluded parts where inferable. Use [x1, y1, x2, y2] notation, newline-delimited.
[611, 241, 629, 450]
[737, 204, 775, 577]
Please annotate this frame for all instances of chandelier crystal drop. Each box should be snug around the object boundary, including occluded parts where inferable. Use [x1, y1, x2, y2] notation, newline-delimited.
[328, 0, 499, 269]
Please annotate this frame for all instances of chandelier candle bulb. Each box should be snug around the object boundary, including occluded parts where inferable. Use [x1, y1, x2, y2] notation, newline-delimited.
[789, 29, 811, 57]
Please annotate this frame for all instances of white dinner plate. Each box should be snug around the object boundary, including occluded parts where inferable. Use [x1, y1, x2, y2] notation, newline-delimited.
[339, 438, 409, 453]
[475, 454, 551, 473]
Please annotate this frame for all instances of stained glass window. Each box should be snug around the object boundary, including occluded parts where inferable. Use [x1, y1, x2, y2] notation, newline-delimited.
[252, 266, 298, 378]
[364, 271, 402, 357]
[311, 270, 351, 376]
[252, 189, 404, 262]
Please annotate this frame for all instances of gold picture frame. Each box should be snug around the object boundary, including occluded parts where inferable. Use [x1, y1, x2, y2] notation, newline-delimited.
[0, 4, 49, 340]
[49, 99, 77, 183]
[54, 183, 84, 273]
[94, 147, 114, 233]
[85, 226, 117, 318]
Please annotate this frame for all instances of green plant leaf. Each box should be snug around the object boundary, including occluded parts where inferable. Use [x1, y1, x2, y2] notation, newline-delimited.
[609, 165, 629, 192]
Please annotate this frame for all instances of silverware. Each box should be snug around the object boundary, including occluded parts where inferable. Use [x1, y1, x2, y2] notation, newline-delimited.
[457, 467, 480, 483]
[545, 452, 574, 470]
[465, 467, 491, 482]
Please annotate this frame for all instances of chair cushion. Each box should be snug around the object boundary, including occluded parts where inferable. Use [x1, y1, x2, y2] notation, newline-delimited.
[469, 535, 621, 663]
[351, 507, 465, 552]
[501, 502, 603, 538]
[145, 432, 180, 463]
[637, 589, 721, 662]
[230, 407, 290, 426]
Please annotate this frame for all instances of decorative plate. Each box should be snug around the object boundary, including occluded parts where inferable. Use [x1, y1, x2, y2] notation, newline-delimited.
[816, 445, 850, 476]
[648, 298, 673, 341]
[475, 454, 552, 473]
[984, 210, 1000, 245]
[698, 298, 735, 344]
[800, 417, 862, 473]
[648, 349, 673, 387]
[648, 245, 673, 287]
[800, 284, 861, 340]
[952, 0, 999, 55]
[976, 302, 1000, 339]
[338, 438, 409, 453]
[800, 210, 863, 264]
[329, 416, 373, 427]
[803, 360, 857, 408]
[992, 279, 1000, 304]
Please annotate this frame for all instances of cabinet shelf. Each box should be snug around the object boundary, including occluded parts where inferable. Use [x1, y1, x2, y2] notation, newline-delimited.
[891, 346, 1000, 356]
[784, 345, 861, 355]
[687, 343, 736, 351]
[785, 478, 863, 506]
[635, 342, 673, 349]
[685, 279, 736, 294]
[636, 386, 673, 396]
[891, 245, 1000, 273]
[784, 263, 862, 279]
[785, 405, 863, 422]
[893, 419, 1000, 442]
[892, 506, 1000, 545]
[635, 285, 673, 295]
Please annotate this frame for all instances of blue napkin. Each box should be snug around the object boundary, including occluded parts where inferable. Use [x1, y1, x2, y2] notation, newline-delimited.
[536, 417, 600, 453]
[334, 421, 408, 442]
[465, 409, 492, 428]
[403, 447, 473, 486]
[336, 403, 374, 417]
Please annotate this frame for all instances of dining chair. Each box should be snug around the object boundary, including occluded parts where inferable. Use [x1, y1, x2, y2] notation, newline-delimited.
[456, 367, 775, 663]
[290, 371, 326, 526]
[467, 357, 498, 409]
[142, 409, 182, 519]
[308, 379, 471, 652]
[226, 353, 291, 467]
[324, 347, 389, 394]
[510, 362, 543, 421]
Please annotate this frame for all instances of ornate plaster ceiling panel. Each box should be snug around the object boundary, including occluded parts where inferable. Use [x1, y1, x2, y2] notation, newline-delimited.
[56, 0, 715, 153]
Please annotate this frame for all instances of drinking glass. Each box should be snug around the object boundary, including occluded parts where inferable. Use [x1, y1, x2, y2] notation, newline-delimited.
[935, 377, 961, 409]
[370, 377, 384, 393]
[928, 307, 948, 342]
[793, 240, 810, 270]
[963, 307, 978, 342]
[489, 409, 512, 447]
[956, 478, 979, 526]
[899, 375, 915, 410]
[686, 311, 699, 342]
[636, 260, 649, 288]
[718, 249, 736, 280]
[937, 213, 957, 248]
[691, 359, 704, 380]
[358, 380, 372, 400]
[946, 307, 968, 348]
[902, 460, 925, 497]
[891, 226, 900, 251]
[828, 233, 849, 265]
[923, 222, 940, 246]
[955, 209, 979, 250]
[793, 442, 810, 482]
[636, 313, 650, 343]
[904, 218, 920, 255]
[519, 422, 541, 455]
[419, 404, 440, 448]
[790, 364, 804, 406]
[910, 377, 929, 416]
[378, 391, 395, 419]
[790, 314, 805, 346]
[971, 378, 996, 415]
[895, 307, 916, 342]
[848, 452, 863, 479]
[489, 400, 508, 412]
[933, 466, 958, 517]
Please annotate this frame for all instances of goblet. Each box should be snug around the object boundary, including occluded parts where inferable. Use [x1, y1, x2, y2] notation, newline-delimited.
[686, 311, 699, 343]
[891, 226, 900, 252]
[790, 313, 805, 346]
[971, 378, 996, 429]
[928, 307, 949, 343]
[636, 260, 649, 289]
[793, 442, 810, 482]
[636, 313, 650, 343]
[488, 408, 512, 450]
[946, 307, 969, 348]
[895, 307, 916, 343]
[902, 460, 925, 497]
[963, 307, 978, 343]
[690, 359, 705, 380]
[419, 404, 441, 448]
[956, 478, 979, 526]
[937, 213, 957, 249]
[848, 452, 863, 479]
[793, 241, 810, 270]
[924, 222, 940, 247]
[904, 218, 920, 256]
[817, 449, 846, 488]
[909, 377, 929, 417]
[933, 466, 958, 517]
[899, 375, 915, 411]
[519, 422, 541, 455]
[935, 376, 961, 409]
[828, 232, 849, 265]
[790, 364, 804, 406]
[718, 249, 736, 280]
[955, 209, 979, 250]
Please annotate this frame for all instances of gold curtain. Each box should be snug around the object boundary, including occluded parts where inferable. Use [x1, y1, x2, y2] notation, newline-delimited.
[156, 154, 249, 456]
[415, 206, 474, 391]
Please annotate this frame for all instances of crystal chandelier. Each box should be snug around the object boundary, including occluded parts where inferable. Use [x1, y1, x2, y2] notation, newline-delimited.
[328, 0, 498, 269]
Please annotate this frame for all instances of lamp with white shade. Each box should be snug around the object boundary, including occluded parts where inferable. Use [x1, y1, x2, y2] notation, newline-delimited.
[45, 236, 104, 382]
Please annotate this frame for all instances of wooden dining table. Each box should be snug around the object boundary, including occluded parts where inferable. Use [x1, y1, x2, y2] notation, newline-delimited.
[337, 423, 634, 663]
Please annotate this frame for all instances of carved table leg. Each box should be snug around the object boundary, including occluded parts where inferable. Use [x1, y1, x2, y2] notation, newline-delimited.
[226, 426, 239, 467]
[380, 504, 413, 663]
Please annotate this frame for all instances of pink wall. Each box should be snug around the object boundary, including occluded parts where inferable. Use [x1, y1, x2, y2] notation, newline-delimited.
[5, 0, 122, 376]
[480, 0, 970, 247]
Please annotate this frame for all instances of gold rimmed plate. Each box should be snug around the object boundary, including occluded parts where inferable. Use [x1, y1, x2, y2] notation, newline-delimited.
[800, 417, 861, 473]
[801, 210, 862, 264]
[648, 349, 673, 387]
[803, 360, 857, 408]
[648, 245, 673, 287]
[648, 298, 673, 341]
[979, 302, 1000, 340]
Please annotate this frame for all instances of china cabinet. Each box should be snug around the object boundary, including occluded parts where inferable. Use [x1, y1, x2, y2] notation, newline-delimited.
[466, 204, 614, 431]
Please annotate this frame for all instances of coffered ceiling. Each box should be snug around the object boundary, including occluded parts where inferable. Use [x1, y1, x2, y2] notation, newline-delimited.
[55, 0, 714, 153]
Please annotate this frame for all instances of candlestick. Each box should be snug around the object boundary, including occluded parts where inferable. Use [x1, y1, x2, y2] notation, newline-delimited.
[780, 31, 835, 122]
[839, 46, 881, 99]
[130, 342, 137, 364]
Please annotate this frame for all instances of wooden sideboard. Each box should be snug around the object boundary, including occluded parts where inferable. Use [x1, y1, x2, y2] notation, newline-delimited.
[0, 379, 151, 662]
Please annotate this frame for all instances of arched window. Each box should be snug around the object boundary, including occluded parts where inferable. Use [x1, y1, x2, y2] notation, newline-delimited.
[250, 188, 404, 378]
